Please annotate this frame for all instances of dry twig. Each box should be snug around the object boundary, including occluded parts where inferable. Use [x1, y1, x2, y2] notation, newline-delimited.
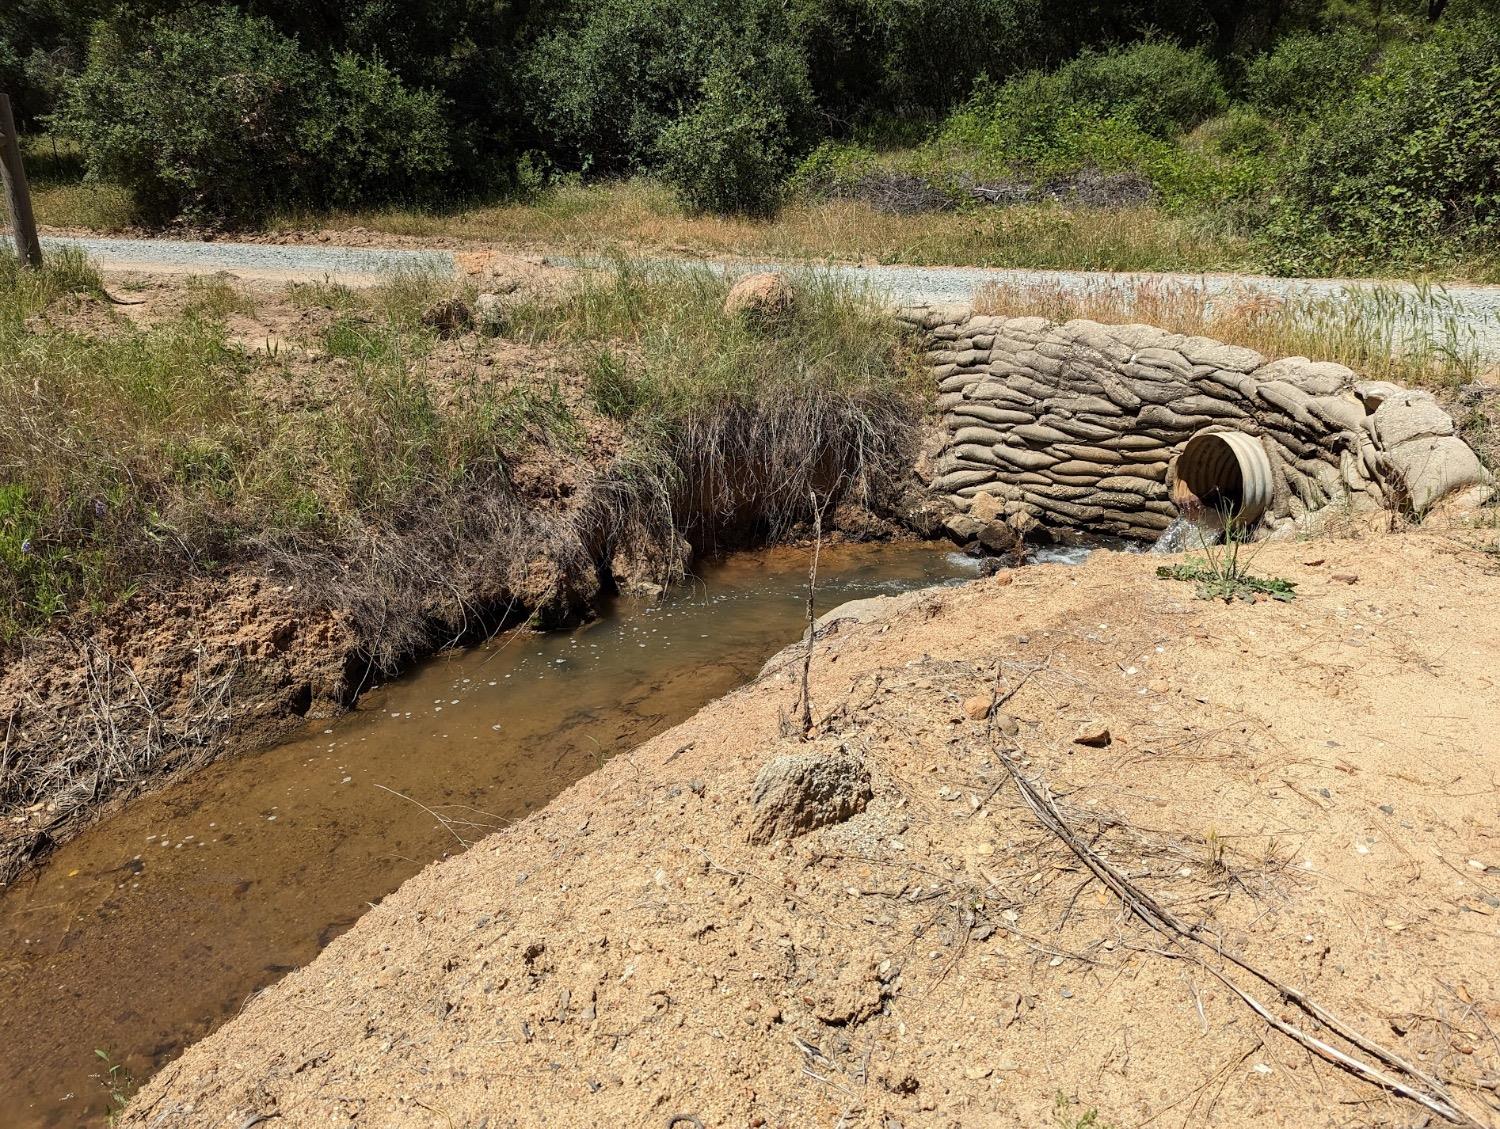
[984, 703, 1485, 1127]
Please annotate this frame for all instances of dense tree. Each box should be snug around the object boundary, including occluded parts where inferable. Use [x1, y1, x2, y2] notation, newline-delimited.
[5, 0, 1497, 262]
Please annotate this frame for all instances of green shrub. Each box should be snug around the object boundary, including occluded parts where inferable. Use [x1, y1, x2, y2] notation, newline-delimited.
[1061, 40, 1228, 137]
[521, 0, 728, 174]
[790, 141, 882, 195]
[656, 48, 813, 214]
[54, 7, 452, 224]
[1245, 28, 1376, 119]
[935, 41, 1227, 181]
[302, 53, 454, 210]
[1263, 16, 1500, 273]
[1194, 106, 1280, 157]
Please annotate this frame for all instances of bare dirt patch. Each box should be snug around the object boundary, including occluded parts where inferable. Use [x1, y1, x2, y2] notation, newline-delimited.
[123, 534, 1500, 1128]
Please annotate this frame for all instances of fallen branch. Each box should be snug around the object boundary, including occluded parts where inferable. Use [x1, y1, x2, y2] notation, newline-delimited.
[985, 698, 1485, 1127]
[797, 489, 823, 738]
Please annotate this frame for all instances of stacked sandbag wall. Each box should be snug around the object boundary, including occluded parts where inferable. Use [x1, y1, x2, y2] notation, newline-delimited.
[900, 304, 1490, 542]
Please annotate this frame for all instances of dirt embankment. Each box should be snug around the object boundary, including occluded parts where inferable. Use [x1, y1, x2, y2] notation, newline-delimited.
[123, 533, 1500, 1129]
[1, 259, 926, 885]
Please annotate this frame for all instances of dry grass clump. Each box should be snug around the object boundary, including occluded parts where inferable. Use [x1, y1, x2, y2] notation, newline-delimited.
[274, 177, 1251, 274]
[975, 276, 1493, 392]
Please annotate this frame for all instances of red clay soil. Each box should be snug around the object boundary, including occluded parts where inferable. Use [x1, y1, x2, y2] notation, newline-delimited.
[122, 533, 1500, 1129]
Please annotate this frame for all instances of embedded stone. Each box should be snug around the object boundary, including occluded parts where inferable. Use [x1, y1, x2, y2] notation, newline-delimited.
[747, 749, 871, 845]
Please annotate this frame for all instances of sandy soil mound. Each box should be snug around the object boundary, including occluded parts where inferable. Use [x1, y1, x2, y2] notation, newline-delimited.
[124, 534, 1500, 1128]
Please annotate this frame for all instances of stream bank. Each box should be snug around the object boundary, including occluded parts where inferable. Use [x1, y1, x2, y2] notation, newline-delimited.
[114, 532, 1500, 1129]
[1, 258, 931, 885]
[0, 542, 983, 1128]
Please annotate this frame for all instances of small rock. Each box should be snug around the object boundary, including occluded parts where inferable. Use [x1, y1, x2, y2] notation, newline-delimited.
[964, 1065, 993, 1080]
[962, 695, 993, 721]
[1072, 722, 1112, 748]
[746, 748, 871, 846]
[474, 292, 508, 333]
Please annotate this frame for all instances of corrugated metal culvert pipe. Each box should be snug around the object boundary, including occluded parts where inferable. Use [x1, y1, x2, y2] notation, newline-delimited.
[1168, 430, 1274, 531]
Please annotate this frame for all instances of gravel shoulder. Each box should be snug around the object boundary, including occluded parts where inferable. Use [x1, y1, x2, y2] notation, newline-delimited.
[123, 532, 1500, 1129]
[25, 234, 1500, 357]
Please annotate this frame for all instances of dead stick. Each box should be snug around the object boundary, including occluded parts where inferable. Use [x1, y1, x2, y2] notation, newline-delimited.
[374, 784, 468, 849]
[988, 730, 1481, 1126]
[798, 489, 822, 737]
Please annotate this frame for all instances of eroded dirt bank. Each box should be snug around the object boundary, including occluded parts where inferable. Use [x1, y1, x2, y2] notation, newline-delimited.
[1, 259, 926, 884]
[124, 533, 1500, 1128]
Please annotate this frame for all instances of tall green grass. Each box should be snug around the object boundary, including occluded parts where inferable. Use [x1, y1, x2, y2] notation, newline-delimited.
[0, 255, 574, 643]
[508, 260, 926, 540]
[0, 253, 923, 647]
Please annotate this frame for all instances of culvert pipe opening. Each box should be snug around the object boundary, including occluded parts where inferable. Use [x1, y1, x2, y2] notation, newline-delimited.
[1168, 430, 1273, 531]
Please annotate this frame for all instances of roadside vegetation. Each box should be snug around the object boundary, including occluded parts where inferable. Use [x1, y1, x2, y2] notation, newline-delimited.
[6, 0, 1499, 280]
[971, 273, 1500, 472]
[973, 277, 1491, 391]
[0, 249, 921, 652]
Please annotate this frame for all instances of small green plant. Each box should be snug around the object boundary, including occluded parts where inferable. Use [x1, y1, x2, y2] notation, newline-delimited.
[1152, 551, 1296, 602]
[1156, 534, 1297, 604]
[1052, 1090, 1111, 1129]
[93, 1048, 136, 1123]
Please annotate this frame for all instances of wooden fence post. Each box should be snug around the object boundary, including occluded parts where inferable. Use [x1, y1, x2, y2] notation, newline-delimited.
[0, 92, 43, 269]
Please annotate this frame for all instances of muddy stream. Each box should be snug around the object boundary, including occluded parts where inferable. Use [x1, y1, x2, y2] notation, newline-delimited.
[0, 543, 996, 1127]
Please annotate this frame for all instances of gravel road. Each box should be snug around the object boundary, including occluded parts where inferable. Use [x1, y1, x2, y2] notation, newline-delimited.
[27, 234, 452, 281]
[21, 233, 1500, 358]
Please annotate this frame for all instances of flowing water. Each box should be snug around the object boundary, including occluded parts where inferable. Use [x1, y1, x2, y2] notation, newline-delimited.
[1149, 516, 1221, 554]
[0, 542, 990, 1128]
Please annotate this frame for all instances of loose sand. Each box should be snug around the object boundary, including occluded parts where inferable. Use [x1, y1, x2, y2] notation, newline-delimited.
[121, 534, 1500, 1129]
